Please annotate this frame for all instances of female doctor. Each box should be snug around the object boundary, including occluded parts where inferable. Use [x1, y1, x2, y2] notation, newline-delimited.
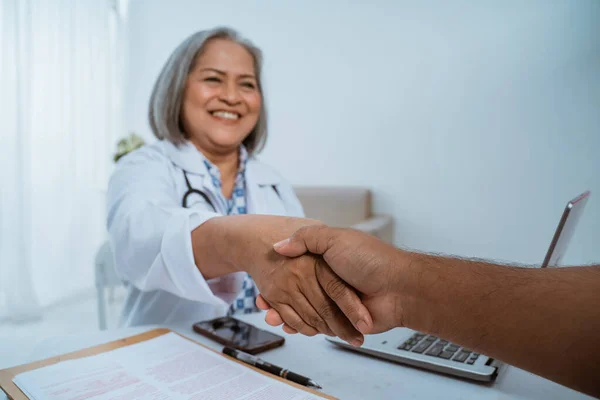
[106, 27, 368, 346]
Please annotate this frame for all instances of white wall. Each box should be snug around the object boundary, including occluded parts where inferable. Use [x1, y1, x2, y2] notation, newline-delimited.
[124, 0, 600, 266]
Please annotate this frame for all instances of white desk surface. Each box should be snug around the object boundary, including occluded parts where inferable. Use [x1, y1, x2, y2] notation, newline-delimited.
[1, 313, 592, 400]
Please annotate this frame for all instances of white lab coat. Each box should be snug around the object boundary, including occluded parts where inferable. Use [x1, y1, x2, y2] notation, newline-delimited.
[106, 140, 304, 327]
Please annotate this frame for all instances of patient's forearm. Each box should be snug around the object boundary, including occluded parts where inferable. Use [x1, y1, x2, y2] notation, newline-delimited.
[401, 254, 600, 397]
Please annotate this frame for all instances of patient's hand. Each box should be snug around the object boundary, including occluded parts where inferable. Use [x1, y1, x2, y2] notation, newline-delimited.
[257, 226, 405, 338]
[208, 215, 372, 346]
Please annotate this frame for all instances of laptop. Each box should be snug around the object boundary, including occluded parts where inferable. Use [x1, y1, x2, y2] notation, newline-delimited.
[326, 191, 591, 382]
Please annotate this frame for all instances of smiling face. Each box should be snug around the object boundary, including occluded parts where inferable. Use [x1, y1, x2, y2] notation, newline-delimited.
[180, 38, 262, 155]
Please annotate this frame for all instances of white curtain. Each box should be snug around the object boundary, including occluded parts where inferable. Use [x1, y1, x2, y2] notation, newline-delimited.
[0, 0, 123, 321]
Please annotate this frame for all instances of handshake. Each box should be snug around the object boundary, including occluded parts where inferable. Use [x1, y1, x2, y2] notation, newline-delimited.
[206, 215, 412, 347]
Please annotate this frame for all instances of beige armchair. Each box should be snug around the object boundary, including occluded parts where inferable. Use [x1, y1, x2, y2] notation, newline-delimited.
[293, 186, 394, 244]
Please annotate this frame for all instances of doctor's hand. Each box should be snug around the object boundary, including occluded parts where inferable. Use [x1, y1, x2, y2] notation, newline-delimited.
[257, 226, 408, 336]
[206, 215, 373, 346]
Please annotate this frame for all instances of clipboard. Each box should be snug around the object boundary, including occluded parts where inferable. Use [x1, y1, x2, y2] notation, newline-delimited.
[0, 328, 336, 400]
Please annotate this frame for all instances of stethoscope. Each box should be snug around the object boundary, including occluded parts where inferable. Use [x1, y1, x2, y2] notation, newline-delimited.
[181, 170, 217, 211]
[181, 170, 281, 212]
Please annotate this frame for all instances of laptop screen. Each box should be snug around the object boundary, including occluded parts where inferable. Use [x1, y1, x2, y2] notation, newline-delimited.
[541, 191, 590, 268]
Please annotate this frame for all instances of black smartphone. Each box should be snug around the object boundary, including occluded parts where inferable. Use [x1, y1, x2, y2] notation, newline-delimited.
[193, 316, 285, 355]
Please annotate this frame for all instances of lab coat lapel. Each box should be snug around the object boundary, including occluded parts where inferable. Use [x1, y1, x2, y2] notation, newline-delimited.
[245, 159, 281, 215]
[163, 140, 216, 200]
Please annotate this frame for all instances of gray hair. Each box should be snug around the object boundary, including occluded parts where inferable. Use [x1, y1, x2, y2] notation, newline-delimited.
[149, 27, 268, 155]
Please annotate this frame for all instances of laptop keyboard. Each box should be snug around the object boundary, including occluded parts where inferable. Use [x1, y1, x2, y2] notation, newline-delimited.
[398, 332, 480, 365]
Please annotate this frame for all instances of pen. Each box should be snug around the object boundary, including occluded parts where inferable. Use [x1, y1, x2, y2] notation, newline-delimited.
[222, 347, 322, 390]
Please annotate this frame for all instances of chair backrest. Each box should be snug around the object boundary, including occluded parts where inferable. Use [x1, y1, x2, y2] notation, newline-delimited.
[94, 240, 121, 288]
[293, 186, 372, 228]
